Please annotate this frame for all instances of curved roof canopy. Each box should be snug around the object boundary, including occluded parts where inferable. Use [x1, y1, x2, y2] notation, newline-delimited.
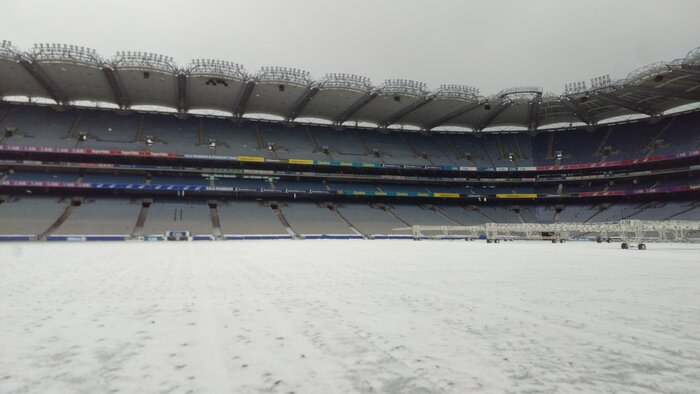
[1, 40, 700, 132]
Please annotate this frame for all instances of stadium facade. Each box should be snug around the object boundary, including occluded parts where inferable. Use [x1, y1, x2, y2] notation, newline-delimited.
[0, 41, 699, 241]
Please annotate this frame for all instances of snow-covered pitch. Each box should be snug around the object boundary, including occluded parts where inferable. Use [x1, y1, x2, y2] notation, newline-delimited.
[1, 241, 699, 393]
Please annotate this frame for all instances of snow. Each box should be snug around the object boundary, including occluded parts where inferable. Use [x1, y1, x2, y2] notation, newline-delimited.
[1, 241, 699, 393]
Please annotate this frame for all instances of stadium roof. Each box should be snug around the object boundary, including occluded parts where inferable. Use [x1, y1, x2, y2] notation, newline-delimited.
[1, 40, 699, 132]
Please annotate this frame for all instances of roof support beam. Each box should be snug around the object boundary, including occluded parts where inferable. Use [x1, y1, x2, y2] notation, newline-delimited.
[678, 66, 700, 75]
[177, 73, 188, 113]
[233, 81, 256, 117]
[380, 97, 433, 127]
[527, 99, 541, 131]
[19, 60, 67, 104]
[334, 92, 377, 125]
[474, 101, 511, 131]
[560, 97, 595, 125]
[285, 86, 319, 121]
[102, 67, 129, 108]
[620, 85, 700, 102]
[594, 92, 658, 116]
[424, 102, 481, 130]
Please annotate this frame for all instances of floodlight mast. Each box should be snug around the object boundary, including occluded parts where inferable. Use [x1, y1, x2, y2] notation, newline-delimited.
[32, 43, 102, 65]
[256, 66, 312, 85]
[590, 74, 612, 89]
[435, 84, 480, 99]
[0, 40, 20, 60]
[563, 81, 587, 95]
[188, 59, 247, 80]
[320, 73, 372, 91]
[380, 79, 428, 96]
[113, 51, 178, 72]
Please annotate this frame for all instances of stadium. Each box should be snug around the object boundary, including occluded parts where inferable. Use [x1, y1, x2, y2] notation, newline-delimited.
[1, 41, 699, 243]
[1, 4, 700, 391]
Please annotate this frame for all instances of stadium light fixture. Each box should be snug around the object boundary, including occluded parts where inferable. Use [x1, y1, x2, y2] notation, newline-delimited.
[321, 73, 372, 90]
[258, 66, 312, 85]
[189, 59, 246, 80]
[114, 50, 177, 72]
[564, 81, 587, 94]
[32, 42, 102, 64]
[437, 84, 480, 99]
[381, 79, 428, 96]
[590, 75, 612, 89]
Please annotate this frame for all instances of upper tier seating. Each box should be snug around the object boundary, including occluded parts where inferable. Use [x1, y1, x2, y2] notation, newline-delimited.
[356, 130, 424, 164]
[79, 110, 139, 144]
[308, 126, 379, 163]
[142, 114, 209, 155]
[435, 134, 493, 167]
[3, 104, 700, 168]
[258, 124, 328, 160]
[4, 106, 77, 148]
[203, 118, 270, 157]
[402, 133, 455, 166]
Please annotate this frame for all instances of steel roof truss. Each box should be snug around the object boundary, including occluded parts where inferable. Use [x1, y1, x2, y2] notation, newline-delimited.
[380, 97, 433, 127]
[102, 67, 129, 108]
[334, 92, 377, 125]
[19, 59, 66, 104]
[233, 81, 256, 117]
[177, 73, 187, 113]
[560, 97, 595, 125]
[286, 86, 319, 121]
[475, 101, 511, 131]
[424, 102, 481, 130]
[620, 85, 700, 102]
[594, 92, 658, 116]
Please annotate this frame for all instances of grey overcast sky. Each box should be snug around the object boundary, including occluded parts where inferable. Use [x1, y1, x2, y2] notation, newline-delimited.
[3, 0, 700, 95]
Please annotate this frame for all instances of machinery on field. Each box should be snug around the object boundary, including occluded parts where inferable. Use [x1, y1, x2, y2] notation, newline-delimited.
[403, 220, 700, 249]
